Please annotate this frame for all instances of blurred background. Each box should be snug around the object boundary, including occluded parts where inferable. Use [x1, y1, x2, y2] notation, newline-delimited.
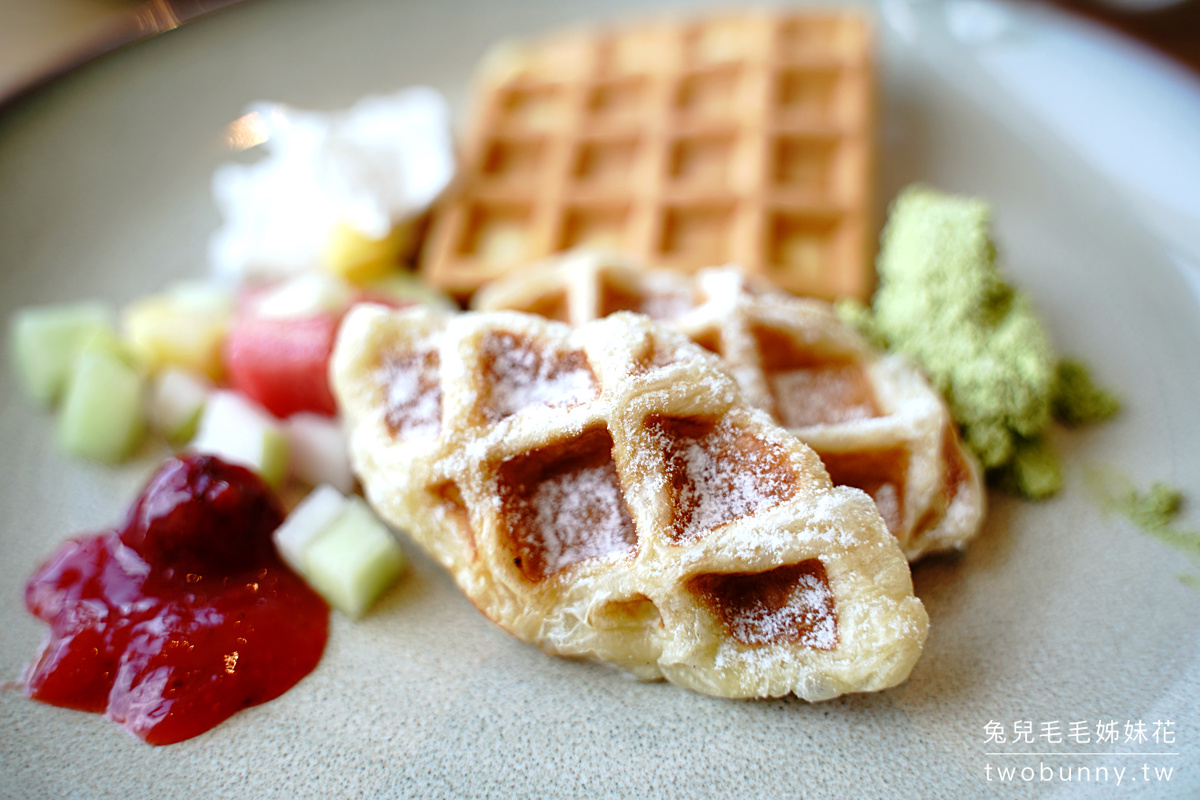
[0, 0, 234, 100]
[1, 0, 1198, 102]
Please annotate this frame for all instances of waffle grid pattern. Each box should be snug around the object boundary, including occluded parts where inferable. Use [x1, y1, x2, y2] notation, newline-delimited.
[332, 306, 928, 700]
[421, 11, 875, 301]
[474, 252, 986, 560]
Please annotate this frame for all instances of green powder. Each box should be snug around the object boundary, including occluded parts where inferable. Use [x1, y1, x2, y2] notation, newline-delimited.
[1087, 470, 1200, 588]
[838, 184, 1117, 500]
[995, 436, 1063, 501]
[1053, 359, 1121, 427]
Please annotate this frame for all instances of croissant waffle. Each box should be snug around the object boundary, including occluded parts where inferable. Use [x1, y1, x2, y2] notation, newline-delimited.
[332, 305, 928, 700]
[473, 250, 985, 560]
[420, 10, 875, 301]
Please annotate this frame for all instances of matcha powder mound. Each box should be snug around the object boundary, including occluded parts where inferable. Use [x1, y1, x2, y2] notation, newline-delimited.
[870, 185, 1057, 474]
[839, 184, 1122, 499]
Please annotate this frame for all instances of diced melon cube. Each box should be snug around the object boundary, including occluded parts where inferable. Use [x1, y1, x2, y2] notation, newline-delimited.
[9, 301, 114, 407]
[57, 335, 147, 463]
[302, 496, 405, 619]
[188, 390, 289, 487]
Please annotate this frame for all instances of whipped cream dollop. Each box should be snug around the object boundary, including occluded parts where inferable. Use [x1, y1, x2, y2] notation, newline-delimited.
[209, 87, 455, 283]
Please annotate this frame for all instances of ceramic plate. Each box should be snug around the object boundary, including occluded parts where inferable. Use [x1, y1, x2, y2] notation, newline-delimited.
[1, 0, 1198, 797]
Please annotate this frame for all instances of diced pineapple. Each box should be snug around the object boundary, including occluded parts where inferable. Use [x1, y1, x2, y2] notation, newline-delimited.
[121, 282, 233, 380]
[323, 220, 415, 285]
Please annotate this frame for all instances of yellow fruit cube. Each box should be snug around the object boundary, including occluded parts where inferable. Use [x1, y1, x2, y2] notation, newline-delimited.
[323, 220, 415, 285]
[121, 285, 232, 380]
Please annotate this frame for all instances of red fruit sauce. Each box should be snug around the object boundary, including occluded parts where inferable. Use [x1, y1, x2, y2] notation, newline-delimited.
[21, 454, 328, 745]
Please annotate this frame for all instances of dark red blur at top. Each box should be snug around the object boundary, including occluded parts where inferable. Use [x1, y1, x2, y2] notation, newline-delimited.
[22, 454, 328, 745]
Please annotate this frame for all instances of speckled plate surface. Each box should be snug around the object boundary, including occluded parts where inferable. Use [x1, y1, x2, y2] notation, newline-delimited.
[1, 0, 1199, 797]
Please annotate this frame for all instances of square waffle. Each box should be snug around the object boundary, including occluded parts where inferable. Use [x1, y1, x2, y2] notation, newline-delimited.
[420, 10, 876, 301]
[332, 306, 928, 700]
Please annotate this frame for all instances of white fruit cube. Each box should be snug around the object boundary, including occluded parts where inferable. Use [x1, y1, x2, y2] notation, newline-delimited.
[285, 412, 355, 493]
[9, 301, 113, 407]
[149, 367, 213, 444]
[188, 390, 289, 487]
[302, 496, 405, 619]
[273, 483, 350, 573]
[57, 336, 146, 463]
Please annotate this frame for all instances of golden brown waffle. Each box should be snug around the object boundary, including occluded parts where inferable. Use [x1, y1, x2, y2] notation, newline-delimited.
[332, 305, 928, 700]
[421, 10, 875, 301]
[474, 250, 986, 560]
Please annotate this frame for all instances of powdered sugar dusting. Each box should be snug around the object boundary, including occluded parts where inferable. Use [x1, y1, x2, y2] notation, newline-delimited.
[481, 331, 597, 421]
[769, 364, 878, 428]
[382, 350, 441, 440]
[690, 560, 837, 649]
[870, 482, 902, 535]
[640, 289, 695, 321]
[819, 448, 908, 537]
[532, 459, 637, 575]
[731, 570, 836, 648]
[498, 428, 636, 581]
[651, 416, 797, 542]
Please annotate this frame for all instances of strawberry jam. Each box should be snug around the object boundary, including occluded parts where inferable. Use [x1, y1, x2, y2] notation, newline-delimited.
[21, 454, 328, 745]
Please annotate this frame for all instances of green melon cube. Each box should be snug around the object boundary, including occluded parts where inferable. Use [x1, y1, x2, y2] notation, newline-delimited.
[303, 497, 405, 619]
[57, 337, 147, 463]
[273, 483, 350, 575]
[10, 301, 114, 407]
